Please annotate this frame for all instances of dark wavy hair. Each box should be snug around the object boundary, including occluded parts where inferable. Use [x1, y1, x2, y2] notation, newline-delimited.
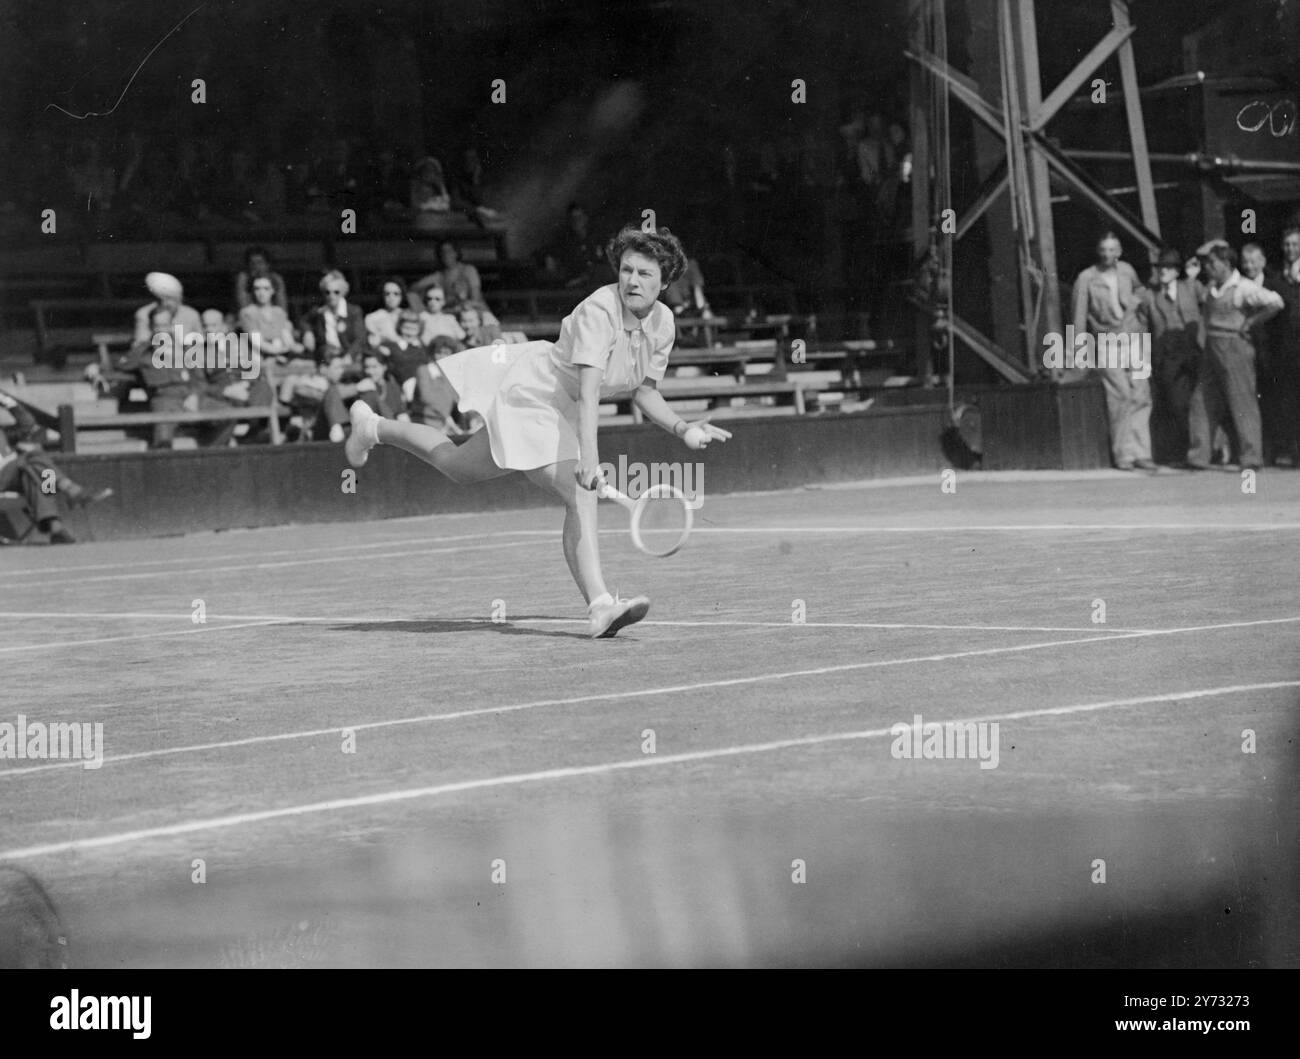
[604, 225, 688, 285]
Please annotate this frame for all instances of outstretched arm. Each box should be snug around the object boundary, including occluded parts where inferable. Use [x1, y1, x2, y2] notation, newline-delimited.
[633, 381, 732, 448]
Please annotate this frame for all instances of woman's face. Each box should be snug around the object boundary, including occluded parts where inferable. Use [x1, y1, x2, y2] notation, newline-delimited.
[618, 251, 663, 317]
[253, 278, 274, 305]
[424, 289, 447, 313]
[383, 284, 404, 307]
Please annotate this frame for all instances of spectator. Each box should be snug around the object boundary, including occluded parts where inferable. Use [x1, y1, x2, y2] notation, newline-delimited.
[1271, 227, 1300, 466]
[199, 309, 275, 416]
[312, 355, 362, 443]
[317, 137, 362, 208]
[413, 240, 483, 311]
[120, 307, 238, 450]
[663, 258, 711, 317]
[553, 203, 605, 287]
[301, 271, 368, 364]
[1187, 243, 1284, 471]
[1071, 231, 1153, 470]
[348, 351, 409, 421]
[411, 341, 464, 434]
[234, 246, 289, 310]
[365, 147, 410, 221]
[1241, 242, 1290, 465]
[457, 303, 502, 347]
[133, 272, 202, 346]
[451, 146, 503, 224]
[365, 277, 407, 348]
[1137, 248, 1202, 465]
[417, 286, 466, 345]
[0, 391, 111, 544]
[238, 274, 302, 357]
[378, 311, 431, 387]
[410, 156, 452, 215]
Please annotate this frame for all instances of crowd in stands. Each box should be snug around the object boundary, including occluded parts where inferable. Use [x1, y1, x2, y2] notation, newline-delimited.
[84, 238, 532, 449]
[1070, 229, 1300, 472]
[10, 133, 505, 231]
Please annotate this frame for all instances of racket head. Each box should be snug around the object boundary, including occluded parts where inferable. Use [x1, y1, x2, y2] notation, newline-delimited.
[629, 483, 693, 557]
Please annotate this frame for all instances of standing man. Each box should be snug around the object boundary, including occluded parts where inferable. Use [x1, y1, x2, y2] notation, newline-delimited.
[1137, 248, 1203, 465]
[1187, 243, 1283, 471]
[1072, 231, 1154, 470]
[1272, 228, 1300, 465]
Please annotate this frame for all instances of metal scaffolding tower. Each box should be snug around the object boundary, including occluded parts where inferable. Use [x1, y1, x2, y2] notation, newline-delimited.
[907, 0, 1164, 384]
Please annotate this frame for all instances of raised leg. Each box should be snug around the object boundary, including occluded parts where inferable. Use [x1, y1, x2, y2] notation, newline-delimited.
[376, 418, 509, 484]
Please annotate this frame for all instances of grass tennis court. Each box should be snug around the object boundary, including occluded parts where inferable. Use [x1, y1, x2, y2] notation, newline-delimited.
[2, 469, 1297, 967]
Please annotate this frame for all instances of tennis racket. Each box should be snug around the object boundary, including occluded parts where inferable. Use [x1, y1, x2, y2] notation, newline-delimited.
[597, 480, 694, 557]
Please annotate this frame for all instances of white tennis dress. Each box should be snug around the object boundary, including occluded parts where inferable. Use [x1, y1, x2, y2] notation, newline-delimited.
[439, 284, 676, 471]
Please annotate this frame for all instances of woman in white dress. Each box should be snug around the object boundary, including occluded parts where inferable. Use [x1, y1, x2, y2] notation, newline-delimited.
[346, 225, 731, 638]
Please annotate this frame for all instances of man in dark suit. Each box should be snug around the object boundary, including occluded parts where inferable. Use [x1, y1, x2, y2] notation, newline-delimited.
[1137, 247, 1203, 465]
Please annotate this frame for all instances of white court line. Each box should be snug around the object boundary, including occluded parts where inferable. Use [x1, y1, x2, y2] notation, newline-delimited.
[0, 530, 540, 579]
[1, 680, 1295, 862]
[0, 610, 1154, 634]
[0, 619, 290, 656]
[18, 538, 546, 587]
[3, 615, 1297, 779]
[7, 520, 1300, 589]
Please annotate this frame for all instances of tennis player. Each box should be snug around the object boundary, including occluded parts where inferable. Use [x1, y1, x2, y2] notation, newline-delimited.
[346, 224, 731, 637]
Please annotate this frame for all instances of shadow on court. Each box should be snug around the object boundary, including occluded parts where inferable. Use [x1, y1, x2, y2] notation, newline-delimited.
[325, 618, 590, 640]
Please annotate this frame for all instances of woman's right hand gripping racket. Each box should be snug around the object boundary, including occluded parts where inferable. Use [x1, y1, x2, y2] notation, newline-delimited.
[597, 480, 694, 558]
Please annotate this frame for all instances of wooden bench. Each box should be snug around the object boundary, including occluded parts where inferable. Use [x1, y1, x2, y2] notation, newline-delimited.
[58, 403, 282, 453]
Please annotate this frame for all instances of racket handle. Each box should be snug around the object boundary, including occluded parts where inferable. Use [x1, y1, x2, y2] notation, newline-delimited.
[596, 481, 636, 510]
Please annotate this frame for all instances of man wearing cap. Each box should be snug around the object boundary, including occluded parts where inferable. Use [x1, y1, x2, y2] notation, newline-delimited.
[132, 272, 202, 345]
[1187, 243, 1284, 471]
[1137, 248, 1203, 465]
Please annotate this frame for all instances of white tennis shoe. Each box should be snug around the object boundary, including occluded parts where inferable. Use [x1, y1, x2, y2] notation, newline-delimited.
[589, 594, 651, 639]
[346, 400, 380, 467]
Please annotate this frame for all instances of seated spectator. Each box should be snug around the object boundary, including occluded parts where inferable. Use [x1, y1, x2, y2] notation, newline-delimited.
[133, 272, 202, 346]
[0, 391, 112, 544]
[410, 156, 451, 215]
[118, 307, 238, 450]
[301, 271, 368, 364]
[663, 258, 711, 316]
[365, 147, 411, 222]
[347, 351, 410, 422]
[365, 277, 407, 347]
[410, 240, 484, 312]
[418, 286, 466, 345]
[238, 275, 303, 358]
[553, 202, 606, 288]
[199, 309, 276, 419]
[451, 146, 504, 224]
[411, 341, 464, 434]
[378, 311, 431, 386]
[235, 246, 289, 309]
[457, 303, 502, 347]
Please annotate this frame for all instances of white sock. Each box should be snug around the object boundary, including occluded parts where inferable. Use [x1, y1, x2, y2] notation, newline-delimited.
[587, 592, 613, 612]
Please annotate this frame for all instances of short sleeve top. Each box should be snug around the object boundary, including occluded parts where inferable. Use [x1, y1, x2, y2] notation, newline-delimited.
[551, 284, 675, 398]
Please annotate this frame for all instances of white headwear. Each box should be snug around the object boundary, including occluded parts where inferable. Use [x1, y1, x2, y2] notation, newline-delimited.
[145, 272, 183, 300]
